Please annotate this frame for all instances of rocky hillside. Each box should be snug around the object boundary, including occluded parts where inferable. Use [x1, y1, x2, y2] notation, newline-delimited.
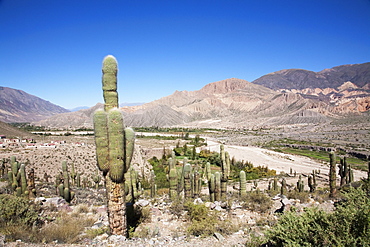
[0, 120, 36, 138]
[32, 62, 370, 129]
[252, 62, 370, 90]
[0, 86, 69, 123]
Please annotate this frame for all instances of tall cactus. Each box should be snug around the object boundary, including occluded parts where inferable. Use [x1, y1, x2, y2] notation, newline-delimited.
[214, 172, 221, 201]
[208, 173, 215, 202]
[183, 163, 192, 199]
[93, 55, 135, 236]
[338, 156, 348, 187]
[92, 170, 101, 190]
[280, 178, 287, 195]
[239, 171, 246, 196]
[220, 145, 228, 199]
[169, 167, 178, 199]
[308, 171, 317, 193]
[58, 161, 75, 203]
[329, 151, 337, 197]
[297, 175, 304, 192]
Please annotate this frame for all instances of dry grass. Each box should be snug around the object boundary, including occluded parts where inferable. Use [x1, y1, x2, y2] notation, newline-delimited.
[37, 212, 96, 243]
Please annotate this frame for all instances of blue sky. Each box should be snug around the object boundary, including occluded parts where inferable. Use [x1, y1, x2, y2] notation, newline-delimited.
[1, 0, 369, 109]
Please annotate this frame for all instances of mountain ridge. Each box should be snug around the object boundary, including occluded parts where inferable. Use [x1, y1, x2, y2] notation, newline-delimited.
[0, 86, 69, 123]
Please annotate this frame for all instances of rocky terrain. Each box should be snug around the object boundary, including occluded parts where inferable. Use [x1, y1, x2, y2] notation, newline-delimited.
[3, 134, 364, 247]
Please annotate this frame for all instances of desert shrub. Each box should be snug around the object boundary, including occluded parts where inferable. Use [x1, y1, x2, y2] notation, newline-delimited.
[169, 198, 185, 218]
[265, 181, 370, 246]
[86, 226, 109, 239]
[148, 156, 169, 189]
[39, 212, 95, 243]
[241, 191, 273, 213]
[0, 194, 39, 226]
[287, 190, 310, 203]
[185, 202, 218, 236]
[185, 202, 236, 236]
[74, 203, 90, 214]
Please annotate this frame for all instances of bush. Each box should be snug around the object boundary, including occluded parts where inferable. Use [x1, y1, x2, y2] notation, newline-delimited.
[265, 181, 370, 246]
[0, 194, 39, 226]
[185, 202, 236, 236]
[39, 212, 95, 243]
[241, 191, 273, 213]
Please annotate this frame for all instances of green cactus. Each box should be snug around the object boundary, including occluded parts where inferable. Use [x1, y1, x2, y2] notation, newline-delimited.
[308, 171, 317, 193]
[239, 171, 246, 196]
[297, 175, 304, 192]
[58, 161, 74, 203]
[27, 168, 36, 198]
[214, 172, 221, 201]
[125, 167, 141, 203]
[208, 173, 215, 202]
[338, 156, 349, 187]
[93, 55, 135, 236]
[329, 151, 337, 197]
[205, 162, 211, 181]
[76, 173, 81, 188]
[281, 178, 287, 195]
[193, 170, 201, 198]
[7, 157, 31, 197]
[92, 170, 101, 190]
[70, 162, 77, 186]
[169, 167, 178, 199]
[273, 177, 278, 191]
[184, 163, 192, 199]
[82, 176, 88, 189]
[150, 170, 156, 198]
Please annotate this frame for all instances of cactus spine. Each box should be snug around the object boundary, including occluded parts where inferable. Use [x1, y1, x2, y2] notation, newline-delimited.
[93, 55, 135, 236]
[329, 151, 337, 197]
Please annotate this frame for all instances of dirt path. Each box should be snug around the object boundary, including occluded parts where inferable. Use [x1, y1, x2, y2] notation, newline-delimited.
[206, 139, 368, 190]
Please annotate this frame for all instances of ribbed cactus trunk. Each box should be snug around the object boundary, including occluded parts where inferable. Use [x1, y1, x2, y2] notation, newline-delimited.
[329, 151, 337, 198]
[93, 55, 135, 236]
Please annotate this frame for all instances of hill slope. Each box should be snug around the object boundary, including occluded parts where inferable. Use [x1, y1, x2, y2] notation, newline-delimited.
[252, 62, 370, 90]
[0, 87, 69, 123]
[0, 120, 36, 138]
